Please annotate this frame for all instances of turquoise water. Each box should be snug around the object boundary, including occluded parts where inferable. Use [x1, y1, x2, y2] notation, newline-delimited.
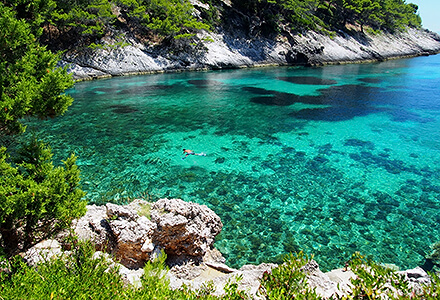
[25, 55, 440, 270]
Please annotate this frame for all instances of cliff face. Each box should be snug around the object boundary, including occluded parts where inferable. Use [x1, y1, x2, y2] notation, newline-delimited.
[61, 3, 440, 81]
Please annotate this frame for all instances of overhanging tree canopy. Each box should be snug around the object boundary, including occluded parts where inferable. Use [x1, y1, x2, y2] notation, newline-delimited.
[0, 2, 74, 136]
[0, 3, 86, 257]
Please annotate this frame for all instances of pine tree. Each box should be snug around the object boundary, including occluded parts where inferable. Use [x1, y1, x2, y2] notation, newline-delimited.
[0, 3, 86, 257]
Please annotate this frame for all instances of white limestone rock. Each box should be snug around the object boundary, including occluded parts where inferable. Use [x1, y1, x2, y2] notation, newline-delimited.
[73, 204, 109, 250]
[70, 198, 223, 269]
[63, 26, 440, 81]
[398, 267, 431, 294]
[151, 198, 223, 257]
[22, 239, 63, 266]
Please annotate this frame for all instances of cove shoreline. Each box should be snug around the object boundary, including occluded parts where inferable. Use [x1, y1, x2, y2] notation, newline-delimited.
[61, 27, 440, 82]
[69, 51, 438, 83]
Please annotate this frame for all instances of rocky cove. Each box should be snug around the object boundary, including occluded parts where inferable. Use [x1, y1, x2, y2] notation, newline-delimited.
[59, 1, 440, 81]
[5, 0, 440, 297]
[45, 3, 440, 296]
[24, 198, 434, 299]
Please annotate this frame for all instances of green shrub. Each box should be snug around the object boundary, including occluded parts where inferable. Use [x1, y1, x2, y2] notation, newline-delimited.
[342, 252, 440, 299]
[0, 3, 74, 136]
[50, 0, 116, 38]
[2, 248, 440, 299]
[131, 249, 177, 298]
[0, 138, 86, 257]
[345, 252, 410, 299]
[0, 241, 126, 299]
[230, 0, 421, 34]
[133, 250, 248, 299]
[0, 244, 250, 299]
[421, 271, 440, 299]
[259, 252, 322, 299]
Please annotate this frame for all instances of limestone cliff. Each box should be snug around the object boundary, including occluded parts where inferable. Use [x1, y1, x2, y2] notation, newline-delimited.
[59, 1, 440, 81]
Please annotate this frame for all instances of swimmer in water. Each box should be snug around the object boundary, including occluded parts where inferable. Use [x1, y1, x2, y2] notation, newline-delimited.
[182, 149, 206, 160]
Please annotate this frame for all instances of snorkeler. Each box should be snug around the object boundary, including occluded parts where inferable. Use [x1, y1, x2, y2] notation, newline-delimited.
[182, 149, 206, 160]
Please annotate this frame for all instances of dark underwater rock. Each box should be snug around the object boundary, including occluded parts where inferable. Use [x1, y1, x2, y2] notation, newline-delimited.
[277, 76, 337, 85]
[109, 104, 139, 114]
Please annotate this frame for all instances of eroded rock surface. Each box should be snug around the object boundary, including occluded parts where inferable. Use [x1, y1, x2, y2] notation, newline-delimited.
[63, 23, 440, 81]
[151, 198, 223, 257]
[22, 239, 63, 267]
[72, 198, 222, 268]
[24, 198, 436, 299]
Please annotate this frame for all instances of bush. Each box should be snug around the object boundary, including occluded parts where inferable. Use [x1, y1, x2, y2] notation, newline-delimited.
[0, 243, 249, 299]
[259, 252, 321, 299]
[346, 252, 411, 299]
[2, 248, 440, 299]
[0, 3, 74, 136]
[0, 138, 86, 257]
[0, 241, 126, 299]
[346, 252, 440, 299]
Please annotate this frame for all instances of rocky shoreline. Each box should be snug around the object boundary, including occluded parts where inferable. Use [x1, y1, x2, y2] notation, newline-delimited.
[24, 198, 434, 299]
[62, 25, 440, 81]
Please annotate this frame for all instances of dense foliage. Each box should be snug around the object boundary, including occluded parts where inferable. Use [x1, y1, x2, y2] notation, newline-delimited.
[1, 0, 211, 49]
[0, 2, 86, 257]
[229, 0, 421, 33]
[0, 138, 86, 257]
[346, 252, 440, 299]
[2, 248, 440, 299]
[1, 0, 422, 51]
[0, 241, 247, 299]
[0, 242, 124, 299]
[259, 252, 321, 299]
[0, 2, 73, 136]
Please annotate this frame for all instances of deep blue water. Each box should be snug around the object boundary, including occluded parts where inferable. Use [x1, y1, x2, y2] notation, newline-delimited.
[25, 55, 440, 270]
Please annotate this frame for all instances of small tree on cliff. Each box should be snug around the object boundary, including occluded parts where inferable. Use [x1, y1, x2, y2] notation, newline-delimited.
[0, 3, 86, 257]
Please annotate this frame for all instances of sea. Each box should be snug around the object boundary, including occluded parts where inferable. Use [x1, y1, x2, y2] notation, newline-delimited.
[23, 54, 440, 271]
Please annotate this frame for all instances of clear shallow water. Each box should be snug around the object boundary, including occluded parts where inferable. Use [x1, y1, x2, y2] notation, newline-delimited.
[25, 55, 440, 270]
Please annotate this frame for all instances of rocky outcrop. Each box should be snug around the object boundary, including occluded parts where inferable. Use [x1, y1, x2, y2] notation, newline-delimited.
[167, 262, 277, 299]
[299, 260, 433, 299]
[397, 267, 432, 295]
[22, 239, 63, 267]
[151, 198, 223, 257]
[60, 4, 440, 81]
[289, 28, 440, 65]
[24, 198, 436, 299]
[70, 198, 222, 269]
[302, 260, 349, 298]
